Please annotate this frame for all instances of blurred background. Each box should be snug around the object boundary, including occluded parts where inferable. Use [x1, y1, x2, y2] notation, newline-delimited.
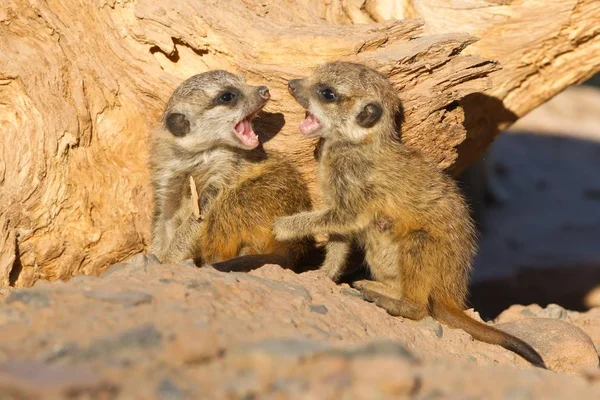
[462, 73, 600, 319]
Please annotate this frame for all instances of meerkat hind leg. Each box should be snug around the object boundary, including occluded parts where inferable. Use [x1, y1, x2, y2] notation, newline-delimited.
[355, 232, 430, 320]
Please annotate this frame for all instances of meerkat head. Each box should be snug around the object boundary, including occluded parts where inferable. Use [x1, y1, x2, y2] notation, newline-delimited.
[288, 62, 400, 143]
[161, 70, 270, 151]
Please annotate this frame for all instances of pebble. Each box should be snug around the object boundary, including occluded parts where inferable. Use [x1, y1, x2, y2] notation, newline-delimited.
[496, 318, 599, 374]
[83, 290, 153, 307]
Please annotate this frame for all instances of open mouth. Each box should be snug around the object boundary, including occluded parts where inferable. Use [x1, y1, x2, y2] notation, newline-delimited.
[299, 111, 322, 137]
[233, 111, 260, 148]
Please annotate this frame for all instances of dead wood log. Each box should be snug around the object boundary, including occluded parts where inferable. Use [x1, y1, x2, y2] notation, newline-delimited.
[0, 0, 598, 286]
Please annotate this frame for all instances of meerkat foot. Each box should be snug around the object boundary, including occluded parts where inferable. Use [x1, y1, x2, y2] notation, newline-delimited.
[353, 280, 393, 304]
[352, 280, 427, 320]
[352, 279, 399, 298]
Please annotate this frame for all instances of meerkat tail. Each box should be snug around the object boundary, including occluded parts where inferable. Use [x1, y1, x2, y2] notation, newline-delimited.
[431, 301, 547, 369]
[210, 253, 293, 273]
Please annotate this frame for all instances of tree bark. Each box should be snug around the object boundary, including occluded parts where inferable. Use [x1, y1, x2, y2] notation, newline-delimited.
[1, 0, 598, 287]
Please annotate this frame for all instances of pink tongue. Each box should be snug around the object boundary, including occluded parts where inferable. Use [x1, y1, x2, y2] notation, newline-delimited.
[234, 119, 259, 148]
[299, 114, 320, 136]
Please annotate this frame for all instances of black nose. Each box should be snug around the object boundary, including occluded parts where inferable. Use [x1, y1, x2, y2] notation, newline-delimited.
[258, 86, 270, 100]
[288, 79, 300, 94]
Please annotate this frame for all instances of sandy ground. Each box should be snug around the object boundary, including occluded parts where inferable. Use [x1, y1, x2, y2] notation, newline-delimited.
[472, 84, 600, 284]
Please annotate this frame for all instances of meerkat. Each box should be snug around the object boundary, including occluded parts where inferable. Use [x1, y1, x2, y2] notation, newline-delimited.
[272, 61, 546, 368]
[150, 70, 314, 271]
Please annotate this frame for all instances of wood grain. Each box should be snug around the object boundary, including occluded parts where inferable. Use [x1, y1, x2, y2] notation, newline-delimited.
[1, 0, 598, 286]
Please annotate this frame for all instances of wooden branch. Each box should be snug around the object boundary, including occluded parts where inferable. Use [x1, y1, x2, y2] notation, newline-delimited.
[1, 0, 598, 286]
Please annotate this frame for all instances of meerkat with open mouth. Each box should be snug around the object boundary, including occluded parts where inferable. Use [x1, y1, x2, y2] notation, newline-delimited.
[150, 70, 313, 271]
[273, 62, 546, 368]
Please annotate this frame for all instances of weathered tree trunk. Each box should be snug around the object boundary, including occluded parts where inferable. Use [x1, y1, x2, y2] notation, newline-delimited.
[318, 0, 600, 170]
[1, 0, 598, 287]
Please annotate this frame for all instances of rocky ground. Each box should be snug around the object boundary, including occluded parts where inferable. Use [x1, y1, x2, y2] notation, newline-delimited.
[2, 84, 599, 400]
[0, 253, 599, 399]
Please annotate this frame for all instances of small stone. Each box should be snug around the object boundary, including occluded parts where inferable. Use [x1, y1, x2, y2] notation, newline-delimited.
[126, 252, 148, 266]
[157, 379, 185, 400]
[418, 316, 444, 338]
[76, 325, 163, 362]
[545, 304, 568, 320]
[5, 290, 51, 308]
[495, 304, 544, 323]
[185, 280, 212, 290]
[309, 304, 328, 315]
[520, 308, 537, 318]
[496, 318, 599, 374]
[84, 290, 153, 307]
[110, 324, 163, 349]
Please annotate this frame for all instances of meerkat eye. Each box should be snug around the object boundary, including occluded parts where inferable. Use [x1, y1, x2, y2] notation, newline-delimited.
[319, 88, 337, 102]
[219, 92, 237, 103]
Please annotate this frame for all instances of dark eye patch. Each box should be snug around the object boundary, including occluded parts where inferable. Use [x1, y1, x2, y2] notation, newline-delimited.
[219, 92, 236, 102]
[213, 87, 241, 106]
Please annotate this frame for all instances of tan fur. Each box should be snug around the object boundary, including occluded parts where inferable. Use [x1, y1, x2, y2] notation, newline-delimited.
[273, 62, 545, 367]
[150, 71, 312, 269]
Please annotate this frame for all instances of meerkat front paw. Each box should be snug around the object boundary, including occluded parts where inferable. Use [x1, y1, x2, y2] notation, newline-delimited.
[272, 216, 301, 241]
[320, 262, 346, 283]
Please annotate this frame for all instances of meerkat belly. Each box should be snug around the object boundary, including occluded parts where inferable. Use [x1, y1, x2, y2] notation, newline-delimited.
[359, 228, 401, 283]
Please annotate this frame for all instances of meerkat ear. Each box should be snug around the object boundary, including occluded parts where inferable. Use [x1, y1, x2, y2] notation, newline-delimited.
[165, 112, 190, 137]
[356, 102, 382, 128]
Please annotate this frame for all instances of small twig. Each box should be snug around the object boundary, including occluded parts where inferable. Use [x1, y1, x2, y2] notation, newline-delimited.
[189, 176, 201, 219]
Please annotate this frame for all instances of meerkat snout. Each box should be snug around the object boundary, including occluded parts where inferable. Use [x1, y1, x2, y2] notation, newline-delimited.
[258, 86, 270, 100]
[287, 79, 300, 94]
